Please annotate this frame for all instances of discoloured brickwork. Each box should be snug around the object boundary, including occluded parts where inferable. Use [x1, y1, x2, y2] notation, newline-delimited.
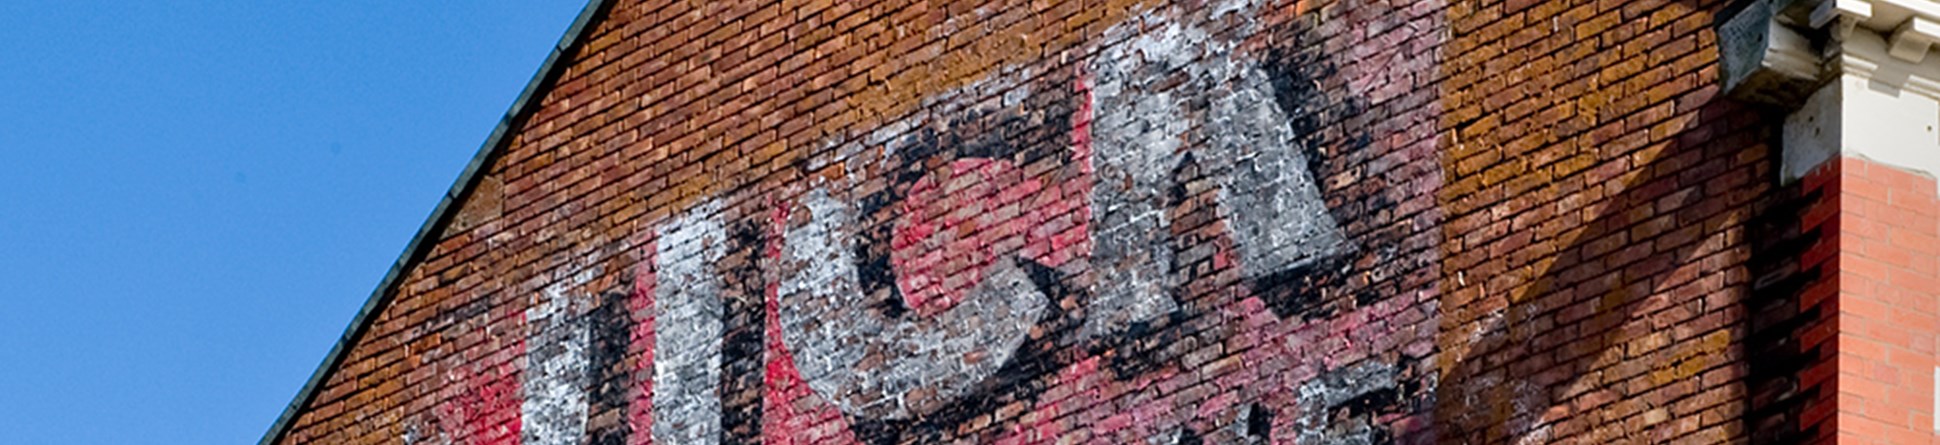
[1437, 0, 1770, 443]
[268, 0, 1812, 444]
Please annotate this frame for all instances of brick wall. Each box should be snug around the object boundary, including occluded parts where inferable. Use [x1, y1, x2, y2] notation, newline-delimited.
[1437, 0, 1770, 443]
[1835, 157, 1940, 444]
[266, 0, 1797, 444]
[1817, 157, 1940, 445]
[1743, 157, 1838, 445]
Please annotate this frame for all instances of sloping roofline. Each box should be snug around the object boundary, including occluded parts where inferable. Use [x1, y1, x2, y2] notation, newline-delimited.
[258, 1, 613, 443]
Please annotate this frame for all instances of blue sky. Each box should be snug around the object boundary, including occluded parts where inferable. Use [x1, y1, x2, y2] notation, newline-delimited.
[0, 1, 588, 443]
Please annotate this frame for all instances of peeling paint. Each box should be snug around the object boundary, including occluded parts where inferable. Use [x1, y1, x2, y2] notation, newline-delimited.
[650, 202, 727, 444]
[1296, 362, 1400, 445]
[522, 283, 592, 445]
[779, 186, 1049, 420]
[372, 0, 1445, 443]
[1209, 64, 1349, 283]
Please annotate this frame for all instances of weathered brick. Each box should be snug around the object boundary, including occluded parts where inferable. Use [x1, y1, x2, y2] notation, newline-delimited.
[258, 1, 1847, 445]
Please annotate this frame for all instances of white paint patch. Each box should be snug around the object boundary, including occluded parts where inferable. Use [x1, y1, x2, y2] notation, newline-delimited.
[779, 186, 1048, 420]
[522, 282, 592, 445]
[1210, 65, 1349, 280]
[1295, 362, 1397, 445]
[1084, 8, 1350, 334]
[1086, 5, 1358, 334]
[651, 201, 727, 445]
[1081, 17, 1207, 338]
[1206, 0, 1266, 27]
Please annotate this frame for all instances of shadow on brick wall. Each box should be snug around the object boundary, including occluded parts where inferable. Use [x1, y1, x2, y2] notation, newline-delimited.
[1442, 102, 1767, 443]
[1435, 0, 1773, 440]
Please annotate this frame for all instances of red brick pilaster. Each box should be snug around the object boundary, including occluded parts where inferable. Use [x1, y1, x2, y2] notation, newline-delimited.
[1830, 157, 1940, 444]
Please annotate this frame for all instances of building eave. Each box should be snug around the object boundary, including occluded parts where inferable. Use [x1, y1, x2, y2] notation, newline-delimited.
[256, 1, 614, 443]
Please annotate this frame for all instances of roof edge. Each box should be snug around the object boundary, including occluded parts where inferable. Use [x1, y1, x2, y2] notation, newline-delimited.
[257, 1, 615, 443]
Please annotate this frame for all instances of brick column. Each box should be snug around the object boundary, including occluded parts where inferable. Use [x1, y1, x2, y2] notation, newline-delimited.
[1721, 1, 1940, 442]
[1826, 157, 1940, 444]
[1756, 156, 1940, 445]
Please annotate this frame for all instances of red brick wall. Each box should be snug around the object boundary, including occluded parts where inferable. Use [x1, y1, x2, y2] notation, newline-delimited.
[1437, 0, 1769, 443]
[266, 0, 1822, 444]
[1744, 157, 1839, 445]
[1827, 157, 1940, 444]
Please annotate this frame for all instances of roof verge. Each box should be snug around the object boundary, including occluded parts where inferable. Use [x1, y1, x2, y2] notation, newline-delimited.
[257, 1, 614, 443]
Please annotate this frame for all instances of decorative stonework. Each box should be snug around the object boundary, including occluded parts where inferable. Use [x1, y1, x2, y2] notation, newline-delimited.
[1722, 0, 1940, 187]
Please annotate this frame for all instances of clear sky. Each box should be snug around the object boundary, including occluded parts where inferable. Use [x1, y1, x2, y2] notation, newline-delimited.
[0, 1, 588, 443]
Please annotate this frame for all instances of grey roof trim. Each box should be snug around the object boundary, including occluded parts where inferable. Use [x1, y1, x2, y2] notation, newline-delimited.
[257, 1, 613, 443]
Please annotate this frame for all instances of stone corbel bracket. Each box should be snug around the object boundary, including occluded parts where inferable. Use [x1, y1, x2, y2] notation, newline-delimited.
[1721, 0, 1940, 189]
[1719, 0, 1833, 106]
[1721, 0, 1940, 104]
[1810, 0, 1940, 62]
[1890, 15, 1940, 62]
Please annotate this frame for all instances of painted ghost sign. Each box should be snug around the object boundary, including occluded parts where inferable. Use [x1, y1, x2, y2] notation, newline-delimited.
[649, 202, 728, 444]
[778, 186, 1050, 420]
[413, 0, 1444, 443]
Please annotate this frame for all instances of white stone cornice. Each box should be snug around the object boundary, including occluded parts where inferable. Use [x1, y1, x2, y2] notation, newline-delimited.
[1801, 0, 1940, 62]
[1721, 0, 1940, 190]
[1848, 0, 1940, 31]
[1799, 28, 1940, 191]
[1890, 16, 1940, 62]
[1837, 24, 1940, 99]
